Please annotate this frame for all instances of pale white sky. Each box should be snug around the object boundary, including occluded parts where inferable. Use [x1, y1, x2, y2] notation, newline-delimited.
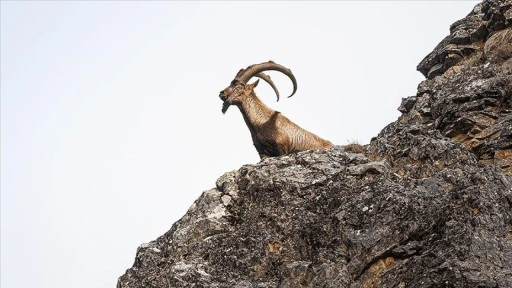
[1, 1, 478, 287]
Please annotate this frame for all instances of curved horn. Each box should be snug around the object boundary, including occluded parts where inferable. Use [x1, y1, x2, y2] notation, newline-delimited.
[237, 61, 297, 99]
[255, 73, 280, 101]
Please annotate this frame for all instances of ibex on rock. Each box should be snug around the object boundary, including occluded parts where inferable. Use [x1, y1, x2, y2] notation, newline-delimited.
[219, 61, 333, 159]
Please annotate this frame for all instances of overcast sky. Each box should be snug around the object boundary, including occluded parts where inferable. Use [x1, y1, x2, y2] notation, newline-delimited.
[1, 1, 478, 287]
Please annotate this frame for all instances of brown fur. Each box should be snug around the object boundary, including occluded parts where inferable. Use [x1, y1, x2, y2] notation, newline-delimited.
[220, 79, 333, 159]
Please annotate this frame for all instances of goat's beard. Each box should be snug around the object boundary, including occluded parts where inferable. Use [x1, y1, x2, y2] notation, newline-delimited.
[222, 101, 230, 114]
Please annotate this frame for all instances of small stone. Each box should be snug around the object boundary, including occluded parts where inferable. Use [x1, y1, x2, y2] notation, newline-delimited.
[398, 96, 417, 113]
[221, 195, 232, 206]
[427, 63, 444, 79]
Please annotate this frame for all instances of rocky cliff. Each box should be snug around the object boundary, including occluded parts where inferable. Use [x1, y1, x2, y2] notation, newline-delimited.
[118, 1, 512, 287]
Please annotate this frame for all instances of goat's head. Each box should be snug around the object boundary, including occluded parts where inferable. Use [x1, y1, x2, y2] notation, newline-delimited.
[219, 61, 297, 114]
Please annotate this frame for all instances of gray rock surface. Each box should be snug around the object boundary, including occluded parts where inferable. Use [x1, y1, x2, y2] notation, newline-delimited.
[118, 1, 512, 286]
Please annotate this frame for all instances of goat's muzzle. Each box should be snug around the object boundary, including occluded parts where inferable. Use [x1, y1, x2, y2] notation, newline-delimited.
[219, 92, 230, 114]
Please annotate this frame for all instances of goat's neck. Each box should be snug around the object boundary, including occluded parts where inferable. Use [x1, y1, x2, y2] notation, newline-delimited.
[237, 93, 275, 129]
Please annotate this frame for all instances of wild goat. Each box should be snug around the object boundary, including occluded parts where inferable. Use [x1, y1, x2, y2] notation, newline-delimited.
[219, 61, 333, 159]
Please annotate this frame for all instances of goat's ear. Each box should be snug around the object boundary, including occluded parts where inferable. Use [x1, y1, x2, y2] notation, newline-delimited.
[250, 79, 259, 88]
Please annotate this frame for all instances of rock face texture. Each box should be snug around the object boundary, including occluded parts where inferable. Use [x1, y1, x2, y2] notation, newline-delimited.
[118, 1, 512, 287]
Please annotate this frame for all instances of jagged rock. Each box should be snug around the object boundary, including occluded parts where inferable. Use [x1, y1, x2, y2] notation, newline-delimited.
[118, 1, 512, 287]
[484, 28, 512, 63]
[398, 96, 417, 113]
